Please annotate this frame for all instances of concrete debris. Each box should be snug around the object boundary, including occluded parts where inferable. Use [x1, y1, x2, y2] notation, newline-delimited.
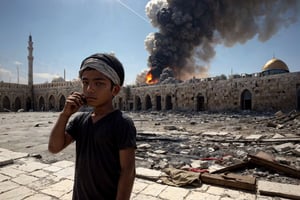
[248, 153, 300, 179]
[257, 180, 300, 200]
[273, 142, 295, 152]
[294, 145, 300, 156]
[1, 111, 300, 199]
[132, 110, 300, 187]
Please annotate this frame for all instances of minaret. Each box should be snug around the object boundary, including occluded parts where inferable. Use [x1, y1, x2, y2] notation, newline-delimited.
[28, 35, 34, 86]
[27, 35, 34, 110]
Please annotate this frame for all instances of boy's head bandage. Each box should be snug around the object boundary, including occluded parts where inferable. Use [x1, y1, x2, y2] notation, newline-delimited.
[79, 58, 121, 85]
[79, 53, 125, 86]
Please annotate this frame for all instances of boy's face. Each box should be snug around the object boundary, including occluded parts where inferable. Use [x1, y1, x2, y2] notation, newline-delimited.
[81, 69, 120, 107]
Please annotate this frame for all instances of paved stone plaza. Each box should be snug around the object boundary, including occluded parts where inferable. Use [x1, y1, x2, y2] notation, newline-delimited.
[0, 148, 286, 200]
[0, 112, 299, 199]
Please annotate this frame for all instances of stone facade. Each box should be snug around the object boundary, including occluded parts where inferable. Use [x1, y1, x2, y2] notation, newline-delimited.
[115, 72, 300, 112]
[0, 70, 300, 113]
[1, 35, 299, 112]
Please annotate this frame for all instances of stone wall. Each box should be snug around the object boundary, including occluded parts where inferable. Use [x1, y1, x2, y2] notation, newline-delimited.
[115, 72, 300, 112]
[0, 82, 31, 111]
[1, 72, 300, 112]
[33, 80, 82, 111]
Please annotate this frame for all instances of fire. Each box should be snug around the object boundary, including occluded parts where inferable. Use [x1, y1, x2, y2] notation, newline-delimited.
[146, 71, 158, 85]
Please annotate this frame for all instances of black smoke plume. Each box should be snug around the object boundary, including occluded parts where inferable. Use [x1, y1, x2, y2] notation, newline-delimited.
[144, 0, 299, 82]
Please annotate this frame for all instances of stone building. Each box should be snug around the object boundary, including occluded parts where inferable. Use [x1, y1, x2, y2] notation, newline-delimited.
[0, 36, 299, 112]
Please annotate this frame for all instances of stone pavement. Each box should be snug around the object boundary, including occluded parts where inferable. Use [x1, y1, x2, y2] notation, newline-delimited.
[0, 148, 295, 200]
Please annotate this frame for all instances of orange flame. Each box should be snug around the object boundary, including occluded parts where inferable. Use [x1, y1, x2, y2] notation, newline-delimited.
[146, 72, 158, 85]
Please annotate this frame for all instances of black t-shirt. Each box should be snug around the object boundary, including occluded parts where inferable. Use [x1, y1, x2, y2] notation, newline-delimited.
[66, 110, 136, 200]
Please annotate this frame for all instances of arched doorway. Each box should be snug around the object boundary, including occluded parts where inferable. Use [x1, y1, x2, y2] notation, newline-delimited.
[156, 95, 161, 111]
[145, 95, 152, 110]
[3, 96, 10, 111]
[26, 97, 32, 111]
[241, 89, 252, 110]
[59, 95, 66, 111]
[15, 97, 21, 111]
[135, 96, 142, 111]
[166, 95, 172, 110]
[49, 95, 56, 111]
[196, 94, 205, 111]
[39, 96, 45, 111]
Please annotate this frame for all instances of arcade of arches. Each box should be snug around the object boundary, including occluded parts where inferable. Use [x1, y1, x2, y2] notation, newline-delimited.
[1, 71, 300, 112]
[2, 35, 299, 112]
[2, 96, 33, 112]
[115, 91, 254, 112]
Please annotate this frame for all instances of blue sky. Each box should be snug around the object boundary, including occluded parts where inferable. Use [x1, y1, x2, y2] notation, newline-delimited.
[0, 0, 299, 85]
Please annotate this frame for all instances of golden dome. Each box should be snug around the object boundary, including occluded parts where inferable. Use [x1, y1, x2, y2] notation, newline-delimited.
[262, 58, 289, 72]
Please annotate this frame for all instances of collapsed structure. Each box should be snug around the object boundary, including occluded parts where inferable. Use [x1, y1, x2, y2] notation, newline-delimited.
[0, 35, 299, 112]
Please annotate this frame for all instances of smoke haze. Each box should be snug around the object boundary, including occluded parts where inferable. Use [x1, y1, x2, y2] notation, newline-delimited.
[142, 0, 299, 83]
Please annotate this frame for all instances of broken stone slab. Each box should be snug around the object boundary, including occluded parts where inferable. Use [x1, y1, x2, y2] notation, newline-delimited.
[275, 156, 291, 165]
[272, 133, 285, 139]
[294, 144, 300, 156]
[275, 110, 285, 117]
[137, 131, 167, 135]
[255, 151, 275, 162]
[153, 150, 167, 154]
[163, 125, 178, 130]
[137, 143, 151, 149]
[201, 131, 229, 136]
[136, 167, 166, 181]
[0, 156, 13, 167]
[190, 160, 209, 169]
[179, 150, 190, 155]
[0, 148, 28, 160]
[245, 134, 264, 141]
[207, 164, 225, 173]
[257, 180, 300, 200]
[273, 142, 295, 152]
[0, 148, 28, 167]
[136, 133, 185, 142]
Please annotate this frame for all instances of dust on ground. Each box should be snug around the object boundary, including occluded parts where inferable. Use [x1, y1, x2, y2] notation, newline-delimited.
[0, 110, 299, 184]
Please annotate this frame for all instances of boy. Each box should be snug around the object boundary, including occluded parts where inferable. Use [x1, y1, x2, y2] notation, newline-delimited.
[48, 53, 136, 200]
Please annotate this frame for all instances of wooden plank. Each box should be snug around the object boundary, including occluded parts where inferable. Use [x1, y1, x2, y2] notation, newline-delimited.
[248, 154, 300, 178]
[211, 161, 250, 174]
[200, 173, 256, 191]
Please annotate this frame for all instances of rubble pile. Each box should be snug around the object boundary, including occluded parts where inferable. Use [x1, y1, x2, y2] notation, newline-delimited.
[130, 110, 300, 185]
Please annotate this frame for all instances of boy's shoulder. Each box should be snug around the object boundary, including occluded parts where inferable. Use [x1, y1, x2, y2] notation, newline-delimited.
[71, 111, 91, 121]
[114, 110, 135, 125]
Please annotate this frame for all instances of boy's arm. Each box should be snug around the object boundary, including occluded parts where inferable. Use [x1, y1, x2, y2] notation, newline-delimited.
[116, 148, 136, 200]
[48, 113, 74, 153]
[48, 92, 84, 153]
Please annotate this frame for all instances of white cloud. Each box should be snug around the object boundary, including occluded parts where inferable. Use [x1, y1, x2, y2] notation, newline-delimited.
[0, 67, 12, 76]
[0, 67, 13, 82]
[0, 67, 28, 84]
[33, 72, 60, 83]
[14, 61, 23, 65]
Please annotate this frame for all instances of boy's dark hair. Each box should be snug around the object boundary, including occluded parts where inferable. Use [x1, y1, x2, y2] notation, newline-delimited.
[80, 53, 125, 86]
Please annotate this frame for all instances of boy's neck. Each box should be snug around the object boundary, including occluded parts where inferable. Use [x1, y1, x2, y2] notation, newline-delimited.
[91, 105, 115, 122]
